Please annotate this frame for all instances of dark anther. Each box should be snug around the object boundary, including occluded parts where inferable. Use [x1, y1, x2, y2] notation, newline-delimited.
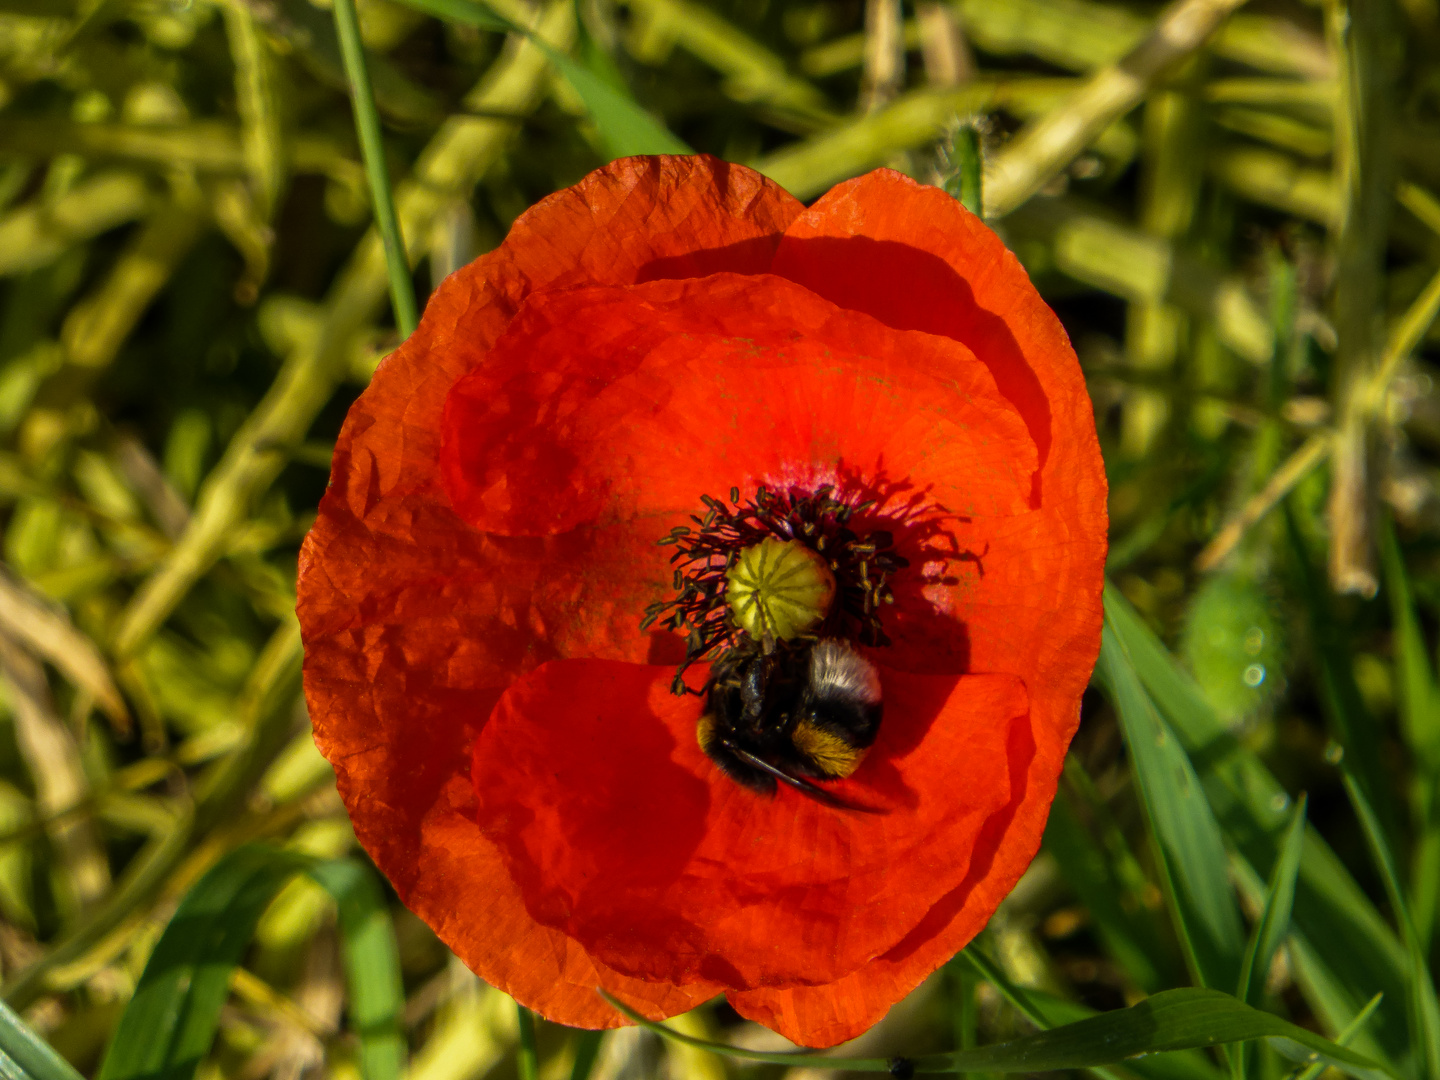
[643, 484, 907, 691]
[887, 1057, 915, 1080]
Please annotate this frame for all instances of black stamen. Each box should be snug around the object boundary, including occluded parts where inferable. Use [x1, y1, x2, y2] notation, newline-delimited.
[642, 485, 908, 691]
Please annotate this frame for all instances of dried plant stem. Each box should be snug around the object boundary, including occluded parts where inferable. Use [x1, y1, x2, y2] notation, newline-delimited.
[220, 0, 285, 220]
[0, 172, 150, 277]
[1324, 0, 1396, 597]
[110, 0, 576, 660]
[2, 620, 303, 1008]
[0, 566, 127, 731]
[1122, 70, 1203, 458]
[982, 0, 1251, 218]
[860, 0, 906, 113]
[1195, 433, 1332, 571]
[916, 2, 974, 87]
[1400, 180, 1440, 235]
[0, 634, 112, 919]
[624, 0, 831, 122]
[1369, 265, 1440, 405]
[760, 79, 1091, 199]
[1195, 251, 1440, 576]
[21, 199, 205, 460]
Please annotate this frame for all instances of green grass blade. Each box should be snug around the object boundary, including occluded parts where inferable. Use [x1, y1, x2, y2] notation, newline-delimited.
[391, 0, 690, 157]
[0, 999, 84, 1080]
[1379, 515, 1440, 950]
[948, 963, 978, 1080]
[955, 945, 1064, 1033]
[601, 988, 1395, 1079]
[101, 847, 405, 1080]
[545, 50, 691, 157]
[1233, 795, 1306, 1080]
[307, 859, 406, 1080]
[568, 1031, 604, 1080]
[1103, 583, 1409, 1063]
[1283, 513, 1402, 849]
[516, 1004, 539, 1080]
[1341, 769, 1440, 1079]
[1238, 794, 1307, 1007]
[1098, 612, 1246, 992]
[1294, 995, 1385, 1080]
[955, 948, 1218, 1080]
[97, 845, 308, 1080]
[332, 0, 419, 338]
[1044, 774, 1175, 992]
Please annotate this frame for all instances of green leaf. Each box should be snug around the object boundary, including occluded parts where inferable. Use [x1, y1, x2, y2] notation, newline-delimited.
[961, 944, 1140, 1080]
[1283, 513, 1402, 849]
[99, 844, 405, 1080]
[1233, 794, 1306, 1080]
[516, 1004, 539, 1080]
[1042, 790, 1171, 992]
[1341, 769, 1440, 1079]
[0, 998, 85, 1080]
[568, 1031, 604, 1080]
[1237, 793, 1306, 1007]
[1295, 995, 1385, 1080]
[1179, 573, 1283, 725]
[306, 859, 406, 1080]
[98, 844, 308, 1080]
[1379, 515, 1440, 950]
[1097, 609, 1246, 992]
[601, 987, 1395, 1080]
[390, 0, 690, 157]
[1103, 584, 1409, 1065]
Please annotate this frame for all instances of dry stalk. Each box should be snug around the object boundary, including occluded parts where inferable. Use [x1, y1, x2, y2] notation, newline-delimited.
[983, 0, 1252, 218]
[0, 633, 111, 917]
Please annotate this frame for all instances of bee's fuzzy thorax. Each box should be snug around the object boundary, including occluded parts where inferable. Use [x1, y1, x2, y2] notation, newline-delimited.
[809, 640, 882, 706]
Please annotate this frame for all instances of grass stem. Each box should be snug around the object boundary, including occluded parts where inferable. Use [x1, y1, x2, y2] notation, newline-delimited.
[332, 0, 418, 339]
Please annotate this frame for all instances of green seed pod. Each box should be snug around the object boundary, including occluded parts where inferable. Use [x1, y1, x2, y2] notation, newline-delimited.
[725, 537, 836, 642]
[1181, 573, 1284, 725]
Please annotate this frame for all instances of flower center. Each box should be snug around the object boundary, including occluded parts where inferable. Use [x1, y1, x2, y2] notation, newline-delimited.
[725, 537, 835, 644]
[642, 485, 908, 806]
[640, 484, 906, 693]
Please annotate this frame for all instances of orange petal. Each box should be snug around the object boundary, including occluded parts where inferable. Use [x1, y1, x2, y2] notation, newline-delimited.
[473, 657, 1030, 992]
[300, 156, 800, 1027]
[441, 272, 1036, 536]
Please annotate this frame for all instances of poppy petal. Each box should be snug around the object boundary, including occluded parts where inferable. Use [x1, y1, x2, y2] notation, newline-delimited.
[441, 272, 1036, 538]
[756, 168, 1106, 1043]
[472, 656, 1030, 993]
[299, 157, 1106, 1049]
[300, 155, 799, 1028]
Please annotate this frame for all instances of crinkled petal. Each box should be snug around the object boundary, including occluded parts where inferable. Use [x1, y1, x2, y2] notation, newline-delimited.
[473, 657, 1030, 992]
[758, 169, 1107, 1041]
[299, 155, 800, 1028]
[299, 157, 1106, 1048]
[441, 272, 1036, 535]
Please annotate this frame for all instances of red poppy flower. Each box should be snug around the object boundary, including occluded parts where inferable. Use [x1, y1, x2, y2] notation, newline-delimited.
[297, 155, 1107, 1048]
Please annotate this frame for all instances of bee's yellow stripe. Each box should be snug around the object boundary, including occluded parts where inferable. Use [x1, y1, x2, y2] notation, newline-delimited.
[791, 721, 863, 778]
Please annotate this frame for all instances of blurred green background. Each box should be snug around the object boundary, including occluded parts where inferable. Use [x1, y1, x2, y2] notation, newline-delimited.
[0, 0, 1439, 1075]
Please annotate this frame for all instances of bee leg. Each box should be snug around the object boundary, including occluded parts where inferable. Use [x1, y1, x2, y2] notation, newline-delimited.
[719, 741, 884, 814]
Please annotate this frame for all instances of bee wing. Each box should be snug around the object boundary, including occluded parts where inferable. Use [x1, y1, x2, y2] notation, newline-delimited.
[720, 741, 884, 814]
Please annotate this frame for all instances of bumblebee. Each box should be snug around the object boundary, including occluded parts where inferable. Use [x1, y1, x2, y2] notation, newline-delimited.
[696, 638, 882, 810]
